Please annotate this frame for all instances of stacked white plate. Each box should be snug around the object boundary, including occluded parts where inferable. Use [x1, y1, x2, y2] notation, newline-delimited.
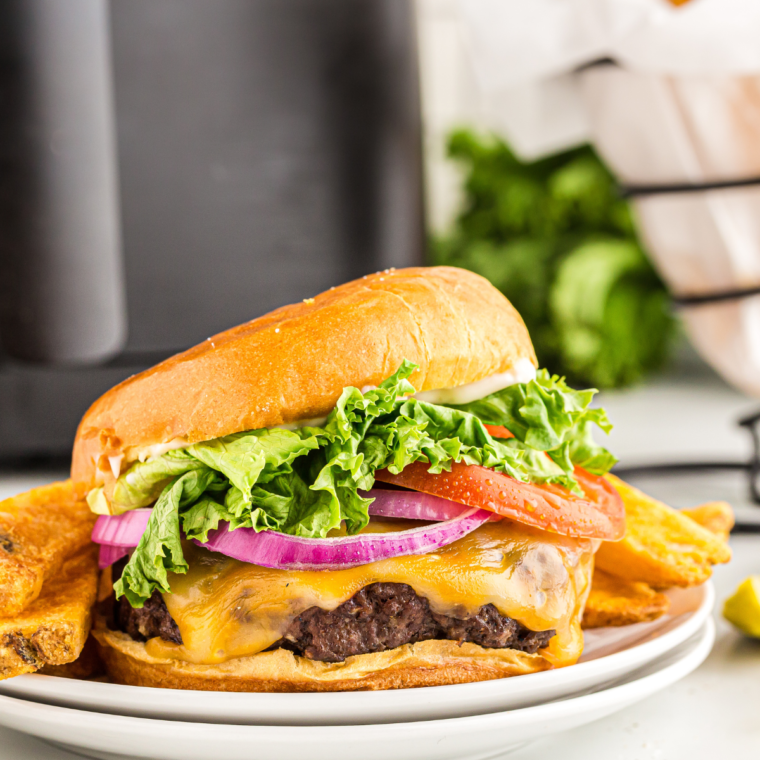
[0, 584, 715, 760]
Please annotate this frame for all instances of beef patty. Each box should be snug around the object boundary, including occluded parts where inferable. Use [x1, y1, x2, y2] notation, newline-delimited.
[114, 582, 555, 662]
[116, 592, 183, 645]
[111, 557, 182, 645]
[275, 583, 554, 662]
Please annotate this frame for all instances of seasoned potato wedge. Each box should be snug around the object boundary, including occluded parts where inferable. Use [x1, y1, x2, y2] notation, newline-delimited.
[582, 568, 670, 628]
[583, 494, 734, 628]
[596, 475, 731, 588]
[0, 544, 99, 680]
[681, 501, 734, 543]
[0, 481, 95, 617]
[38, 634, 104, 680]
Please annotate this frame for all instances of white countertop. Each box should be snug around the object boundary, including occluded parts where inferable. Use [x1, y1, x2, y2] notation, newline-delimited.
[1, 360, 759, 759]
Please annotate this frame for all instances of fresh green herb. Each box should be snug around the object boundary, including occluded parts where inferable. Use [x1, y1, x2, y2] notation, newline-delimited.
[114, 361, 615, 607]
[431, 130, 674, 388]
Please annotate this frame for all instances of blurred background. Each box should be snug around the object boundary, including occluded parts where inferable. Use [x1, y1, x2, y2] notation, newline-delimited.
[2, 0, 760, 525]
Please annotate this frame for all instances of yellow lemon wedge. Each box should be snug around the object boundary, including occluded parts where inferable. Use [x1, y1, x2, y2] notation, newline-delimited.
[723, 576, 760, 638]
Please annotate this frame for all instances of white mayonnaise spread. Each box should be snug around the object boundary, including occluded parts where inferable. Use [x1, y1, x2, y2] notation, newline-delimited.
[129, 359, 536, 463]
[108, 455, 124, 478]
[136, 438, 192, 462]
[276, 416, 329, 432]
[413, 357, 536, 405]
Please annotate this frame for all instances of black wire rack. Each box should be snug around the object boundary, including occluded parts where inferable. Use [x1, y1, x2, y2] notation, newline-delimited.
[617, 171, 760, 309]
[605, 167, 760, 533]
[613, 410, 760, 533]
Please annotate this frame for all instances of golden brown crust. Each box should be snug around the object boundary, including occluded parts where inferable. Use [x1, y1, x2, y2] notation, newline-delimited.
[596, 475, 731, 588]
[0, 481, 95, 617]
[93, 624, 553, 692]
[581, 568, 670, 629]
[0, 545, 99, 680]
[72, 267, 536, 483]
[681, 502, 734, 542]
[37, 635, 105, 680]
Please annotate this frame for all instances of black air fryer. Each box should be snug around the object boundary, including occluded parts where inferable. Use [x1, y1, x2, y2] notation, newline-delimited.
[0, 0, 424, 459]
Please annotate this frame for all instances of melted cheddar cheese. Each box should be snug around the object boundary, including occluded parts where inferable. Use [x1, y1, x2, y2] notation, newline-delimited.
[147, 519, 595, 668]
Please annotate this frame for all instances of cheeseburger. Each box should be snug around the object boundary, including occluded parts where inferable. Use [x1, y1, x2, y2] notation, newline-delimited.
[80, 267, 624, 691]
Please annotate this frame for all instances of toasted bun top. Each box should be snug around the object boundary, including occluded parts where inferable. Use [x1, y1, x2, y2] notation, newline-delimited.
[71, 267, 535, 483]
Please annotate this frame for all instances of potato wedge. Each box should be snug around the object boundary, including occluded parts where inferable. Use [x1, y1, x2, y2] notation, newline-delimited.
[38, 634, 104, 680]
[584, 497, 734, 627]
[0, 480, 95, 617]
[0, 544, 99, 680]
[582, 568, 670, 628]
[596, 475, 731, 588]
[681, 501, 734, 542]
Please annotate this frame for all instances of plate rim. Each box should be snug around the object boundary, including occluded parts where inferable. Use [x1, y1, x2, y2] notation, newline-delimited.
[0, 619, 715, 749]
[0, 583, 714, 726]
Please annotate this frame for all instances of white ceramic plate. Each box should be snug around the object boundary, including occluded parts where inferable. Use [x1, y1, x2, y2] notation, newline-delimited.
[0, 584, 713, 726]
[0, 620, 715, 760]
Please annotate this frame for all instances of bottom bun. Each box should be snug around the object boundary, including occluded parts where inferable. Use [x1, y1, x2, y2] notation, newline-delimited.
[92, 624, 553, 692]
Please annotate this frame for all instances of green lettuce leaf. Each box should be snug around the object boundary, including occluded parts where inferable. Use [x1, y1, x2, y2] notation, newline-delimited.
[449, 369, 617, 484]
[115, 468, 222, 607]
[181, 497, 234, 543]
[111, 360, 616, 606]
[187, 429, 322, 508]
[111, 450, 206, 513]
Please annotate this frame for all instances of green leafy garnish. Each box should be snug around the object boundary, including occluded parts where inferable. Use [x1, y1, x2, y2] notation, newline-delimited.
[113, 361, 616, 607]
[431, 130, 674, 388]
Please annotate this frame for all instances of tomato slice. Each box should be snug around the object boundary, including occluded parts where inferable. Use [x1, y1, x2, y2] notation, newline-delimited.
[483, 424, 514, 439]
[375, 461, 625, 541]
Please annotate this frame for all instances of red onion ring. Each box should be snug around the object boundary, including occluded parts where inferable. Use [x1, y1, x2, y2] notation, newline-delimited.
[98, 544, 131, 570]
[91, 491, 491, 569]
[361, 489, 481, 521]
[92, 508, 152, 546]
[194, 506, 491, 570]
[93, 509, 152, 569]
